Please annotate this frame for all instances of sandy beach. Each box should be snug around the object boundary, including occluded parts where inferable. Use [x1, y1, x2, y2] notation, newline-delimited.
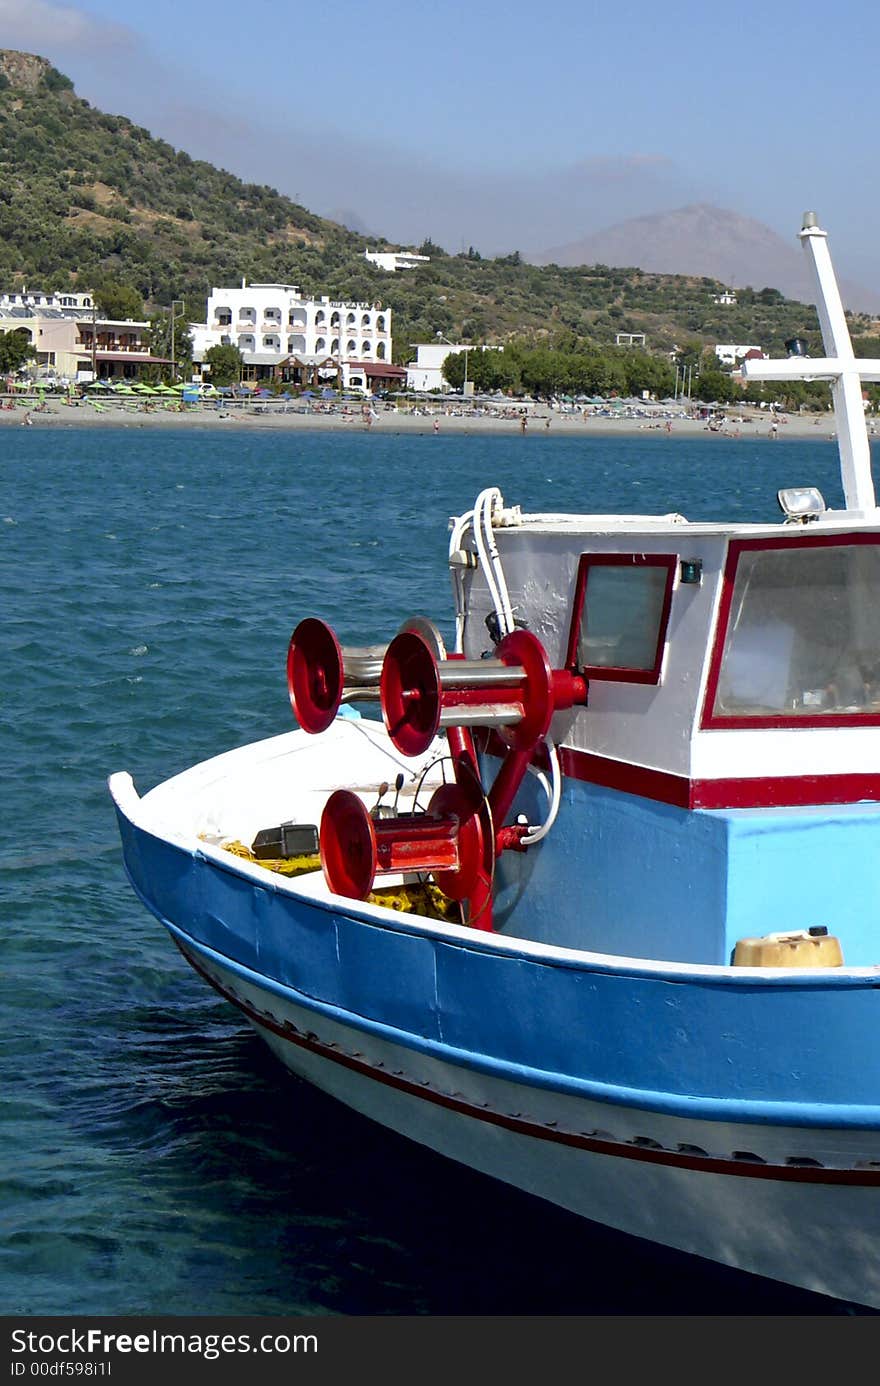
[0, 396, 847, 440]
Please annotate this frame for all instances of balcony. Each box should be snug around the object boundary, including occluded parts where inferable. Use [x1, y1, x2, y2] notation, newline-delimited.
[78, 339, 149, 353]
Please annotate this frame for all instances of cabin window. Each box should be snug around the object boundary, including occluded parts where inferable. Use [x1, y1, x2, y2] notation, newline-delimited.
[703, 535, 880, 727]
[567, 554, 675, 684]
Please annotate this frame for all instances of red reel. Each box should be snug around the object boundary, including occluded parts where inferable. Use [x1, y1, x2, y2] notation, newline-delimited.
[287, 618, 344, 734]
[380, 626, 565, 757]
[380, 630, 442, 757]
[427, 779, 492, 904]
[319, 789, 377, 898]
[319, 782, 489, 907]
[288, 616, 447, 737]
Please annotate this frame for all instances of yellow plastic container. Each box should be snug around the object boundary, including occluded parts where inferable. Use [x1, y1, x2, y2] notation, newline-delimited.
[733, 929, 843, 968]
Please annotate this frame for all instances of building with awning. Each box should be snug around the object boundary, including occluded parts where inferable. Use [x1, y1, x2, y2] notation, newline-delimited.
[275, 353, 341, 388]
[11, 311, 163, 381]
[343, 359, 407, 393]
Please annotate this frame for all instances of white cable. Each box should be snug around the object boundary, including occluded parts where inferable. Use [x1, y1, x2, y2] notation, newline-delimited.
[450, 488, 517, 652]
[472, 487, 516, 639]
[448, 507, 474, 653]
[520, 741, 562, 845]
[481, 489, 516, 637]
[472, 489, 505, 630]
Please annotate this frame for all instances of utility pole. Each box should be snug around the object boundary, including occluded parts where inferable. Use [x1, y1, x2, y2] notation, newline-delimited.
[170, 300, 184, 382]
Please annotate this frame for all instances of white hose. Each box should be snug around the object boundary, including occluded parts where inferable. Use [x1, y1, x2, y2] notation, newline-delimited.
[472, 490, 505, 631]
[448, 507, 474, 653]
[450, 487, 517, 650]
[474, 487, 515, 638]
[520, 741, 562, 845]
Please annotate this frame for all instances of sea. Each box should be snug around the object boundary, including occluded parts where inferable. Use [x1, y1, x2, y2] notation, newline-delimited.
[2, 423, 876, 1318]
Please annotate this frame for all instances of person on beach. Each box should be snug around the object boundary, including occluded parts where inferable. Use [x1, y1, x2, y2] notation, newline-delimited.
[22, 411, 32, 426]
[520, 414, 527, 433]
[433, 418, 440, 434]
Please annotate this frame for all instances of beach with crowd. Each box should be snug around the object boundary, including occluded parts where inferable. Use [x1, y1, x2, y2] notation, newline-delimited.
[0, 387, 849, 440]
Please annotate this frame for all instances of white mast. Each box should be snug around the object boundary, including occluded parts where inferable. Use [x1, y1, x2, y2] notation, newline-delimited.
[742, 212, 880, 514]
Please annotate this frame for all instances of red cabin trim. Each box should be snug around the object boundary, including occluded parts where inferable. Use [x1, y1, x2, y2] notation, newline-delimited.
[559, 745, 880, 810]
[565, 552, 677, 685]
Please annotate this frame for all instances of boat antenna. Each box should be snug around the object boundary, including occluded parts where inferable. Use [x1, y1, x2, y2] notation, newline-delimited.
[742, 212, 880, 514]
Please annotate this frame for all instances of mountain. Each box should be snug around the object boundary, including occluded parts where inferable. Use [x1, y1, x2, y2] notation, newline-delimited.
[325, 207, 376, 237]
[531, 204, 880, 314]
[1, 50, 875, 361]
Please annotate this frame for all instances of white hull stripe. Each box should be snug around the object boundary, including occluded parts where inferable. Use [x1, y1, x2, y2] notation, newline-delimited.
[177, 939, 880, 1188]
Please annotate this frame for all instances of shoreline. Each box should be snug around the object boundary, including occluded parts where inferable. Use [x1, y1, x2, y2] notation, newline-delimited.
[0, 400, 847, 440]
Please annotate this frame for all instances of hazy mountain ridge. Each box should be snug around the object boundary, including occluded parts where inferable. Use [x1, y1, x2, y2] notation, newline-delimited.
[1, 49, 875, 359]
[531, 204, 880, 314]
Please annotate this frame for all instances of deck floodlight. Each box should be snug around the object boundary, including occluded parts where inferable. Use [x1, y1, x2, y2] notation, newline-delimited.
[777, 486, 826, 523]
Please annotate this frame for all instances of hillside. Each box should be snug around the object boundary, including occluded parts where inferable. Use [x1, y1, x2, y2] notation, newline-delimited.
[1, 49, 876, 363]
[531, 204, 880, 314]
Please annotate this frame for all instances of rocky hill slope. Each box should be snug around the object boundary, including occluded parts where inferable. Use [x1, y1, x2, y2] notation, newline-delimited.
[2, 50, 876, 359]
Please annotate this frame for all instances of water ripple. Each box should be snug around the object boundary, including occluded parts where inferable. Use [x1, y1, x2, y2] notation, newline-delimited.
[1, 427, 868, 1316]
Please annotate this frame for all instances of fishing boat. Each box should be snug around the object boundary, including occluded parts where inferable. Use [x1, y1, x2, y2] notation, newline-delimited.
[109, 213, 880, 1310]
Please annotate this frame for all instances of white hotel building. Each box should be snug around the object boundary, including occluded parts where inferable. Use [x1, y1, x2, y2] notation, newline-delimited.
[191, 282, 404, 392]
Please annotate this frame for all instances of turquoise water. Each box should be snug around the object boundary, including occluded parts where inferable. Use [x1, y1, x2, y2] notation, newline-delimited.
[1, 425, 872, 1316]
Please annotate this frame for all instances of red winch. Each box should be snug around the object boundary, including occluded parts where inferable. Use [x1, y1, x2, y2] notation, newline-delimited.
[287, 616, 587, 930]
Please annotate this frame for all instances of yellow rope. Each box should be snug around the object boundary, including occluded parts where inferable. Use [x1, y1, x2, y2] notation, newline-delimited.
[208, 838, 460, 921]
[218, 838, 320, 877]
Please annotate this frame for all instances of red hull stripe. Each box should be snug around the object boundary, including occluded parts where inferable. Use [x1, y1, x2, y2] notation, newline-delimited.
[177, 940, 880, 1187]
[558, 746, 880, 810]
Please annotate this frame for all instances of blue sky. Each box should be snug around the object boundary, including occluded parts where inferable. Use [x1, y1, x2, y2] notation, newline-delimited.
[3, 0, 878, 290]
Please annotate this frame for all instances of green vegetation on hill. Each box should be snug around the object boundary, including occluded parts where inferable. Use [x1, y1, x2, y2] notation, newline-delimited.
[1, 48, 877, 406]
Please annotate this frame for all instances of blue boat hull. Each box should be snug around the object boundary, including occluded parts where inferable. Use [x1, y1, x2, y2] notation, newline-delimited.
[110, 761, 880, 1309]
